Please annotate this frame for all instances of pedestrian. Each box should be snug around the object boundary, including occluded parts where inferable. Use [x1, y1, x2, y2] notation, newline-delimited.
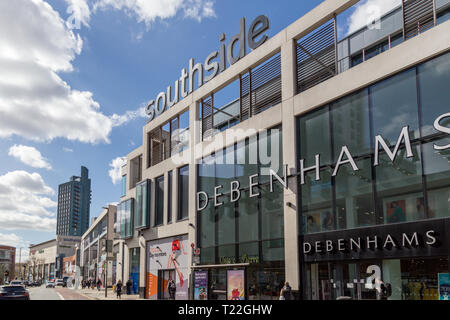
[168, 279, 176, 300]
[116, 280, 123, 299]
[126, 279, 132, 295]
[97, 278, 102, 291]
[279, 281, 292, 300]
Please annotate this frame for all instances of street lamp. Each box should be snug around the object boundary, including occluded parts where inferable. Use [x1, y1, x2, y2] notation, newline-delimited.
[102, 206, 109, 298]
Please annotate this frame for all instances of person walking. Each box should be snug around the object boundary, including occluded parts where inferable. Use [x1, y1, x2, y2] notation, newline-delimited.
[97, 278, 102, 291]
[168, 279, 176, 300]
[126, 279, 132, 295]
[279, 281, 292, 300]
[116, 280, 123, 299]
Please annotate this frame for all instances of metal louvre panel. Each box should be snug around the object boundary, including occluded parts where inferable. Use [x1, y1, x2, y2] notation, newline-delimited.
[241, 53, 281, 117]
[296, 20, 336, 93]
[403, 0, 435, 39]
[201, 97, 213, 140]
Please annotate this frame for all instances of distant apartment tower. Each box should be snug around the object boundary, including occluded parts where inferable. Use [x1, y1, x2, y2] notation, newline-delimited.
[56, 166, 91, 236]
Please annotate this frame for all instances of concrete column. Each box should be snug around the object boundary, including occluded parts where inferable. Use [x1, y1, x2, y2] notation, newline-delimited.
[281, 37, 300, 292]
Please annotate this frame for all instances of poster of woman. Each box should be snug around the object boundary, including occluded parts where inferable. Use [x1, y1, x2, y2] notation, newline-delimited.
[227, 270, 245, 300]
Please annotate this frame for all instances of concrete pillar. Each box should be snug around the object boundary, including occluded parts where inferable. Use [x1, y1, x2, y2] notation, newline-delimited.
[281, 37, 300, 292]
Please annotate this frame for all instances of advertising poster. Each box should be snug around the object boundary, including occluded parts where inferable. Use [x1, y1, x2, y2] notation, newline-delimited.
[194, 271, 208, 300]
[146, 235, 189, 300]
[438, 273, 450, 300]
[227, 269, 245, 300]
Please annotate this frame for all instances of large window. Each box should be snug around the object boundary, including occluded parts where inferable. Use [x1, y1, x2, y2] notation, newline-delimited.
[154, 175, 164, 226]
[297, 52, 450, 234]
[167, 171, 172, 224]
[121, 175, 126, 197]
[148, 110, 190, 167]
[117, 198, 134, 239]
[135, 180, 150, 229]
[177, 165, 189, 220]
[197, 126, 284, 265]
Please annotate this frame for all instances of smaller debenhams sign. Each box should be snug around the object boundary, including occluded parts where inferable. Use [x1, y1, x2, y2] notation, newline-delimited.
[302, 218, 449, 262]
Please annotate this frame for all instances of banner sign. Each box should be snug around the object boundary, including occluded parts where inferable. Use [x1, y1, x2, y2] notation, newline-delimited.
[227, 269, 245, 300]
[194, 271, 208, 300]
[439, 273, 450, 300]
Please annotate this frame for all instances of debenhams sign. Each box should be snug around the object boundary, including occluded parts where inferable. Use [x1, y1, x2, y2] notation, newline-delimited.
[197, 112, 450, 210]
[145, 15, 271, 121]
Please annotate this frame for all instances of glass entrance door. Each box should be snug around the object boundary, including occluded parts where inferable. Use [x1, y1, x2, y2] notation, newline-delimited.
[157, 269, 175, 300]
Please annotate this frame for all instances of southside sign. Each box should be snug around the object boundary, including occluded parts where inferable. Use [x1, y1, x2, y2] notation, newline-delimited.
[196, 112, 450, 211]
[145, 15, 271, 121]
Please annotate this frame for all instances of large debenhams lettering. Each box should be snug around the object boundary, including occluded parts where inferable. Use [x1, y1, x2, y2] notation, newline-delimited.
[196, 112, 450, 211]
[146, 15, 270, 121]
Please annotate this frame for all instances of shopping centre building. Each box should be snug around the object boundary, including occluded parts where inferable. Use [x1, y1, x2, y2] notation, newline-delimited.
[116, 0, 450, 300]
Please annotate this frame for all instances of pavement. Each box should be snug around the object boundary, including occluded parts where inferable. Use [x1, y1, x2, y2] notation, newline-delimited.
[73, 287, 143, 300]
[28, 285, 142, 300]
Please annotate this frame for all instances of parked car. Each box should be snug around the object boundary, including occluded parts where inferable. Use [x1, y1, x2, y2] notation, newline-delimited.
[0, 285, 30, 300]
[32, 280, 42, 287]
[9, 280, 24, 287]
[55, 279, 64, 287]
[62, 276, 70, 287]
[46, 280, 55, 288]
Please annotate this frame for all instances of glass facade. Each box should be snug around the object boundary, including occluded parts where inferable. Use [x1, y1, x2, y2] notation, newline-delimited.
[118, 198, 134, 239]
[297, 52, 450, 234]
[197, 126, 285, 300]
[136, 180, 150, 229]
[298, 52, 450, 300]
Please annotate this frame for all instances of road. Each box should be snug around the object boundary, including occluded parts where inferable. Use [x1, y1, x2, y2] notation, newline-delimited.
[28, 286, 90, 300]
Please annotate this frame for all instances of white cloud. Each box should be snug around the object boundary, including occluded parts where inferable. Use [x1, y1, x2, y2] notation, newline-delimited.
[108, 156, 126, 184]
[93, 0, 216, 26]
[110, 106, 147, 127]
[345, 0, 401, 35]
[8, 145, 52, 170]
[0, 171, 57, 232]
[63, 147, 74, 152]
[0, 0, 115, 144]
[65, 0, 91, 28]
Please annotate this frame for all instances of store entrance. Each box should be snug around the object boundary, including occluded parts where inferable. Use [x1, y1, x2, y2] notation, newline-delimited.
[306, 257, 449, 300]
[157, 269, 175, 300]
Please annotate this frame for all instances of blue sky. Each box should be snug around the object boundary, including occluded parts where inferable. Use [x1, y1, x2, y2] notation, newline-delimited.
[0, 0, 393, 260]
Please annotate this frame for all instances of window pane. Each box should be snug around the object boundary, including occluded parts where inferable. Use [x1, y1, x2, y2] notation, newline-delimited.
[170, 117, 180, 155]
[218, 244, 235, 264]
[155, 176, 164, 226]
[423, 137, 450, 219]
[335, 158, 374, 229]
[301, 169, 332, 234]
[215, 146, 234, 194]
[178, 165, 189, 220]
[238, 190, 259, 243]
[262, 239, 284, 262]
[121, 175, 126, 197]
[162, 122, 170, 160]
[331, 90, 371, 158]
[217, 196, 235, 245]
[179, 110, 190, 152]
[261, 183, 284, 240]
[299, 107, 332, 165]
[259, 127, 283, 184]
[236, 137, 258, 189]
[167, 171, 172, 223]
[418, 53, 450, 137]
[370, 68, 419, 144]
[375, 145, 424, 224]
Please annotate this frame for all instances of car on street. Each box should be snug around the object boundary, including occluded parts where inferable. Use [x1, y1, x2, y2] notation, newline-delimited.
[0, 285, 30, 300]
[46, 280, 55, 288]
[55, 279, 64, 287]
[9, 280, 24, 287]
